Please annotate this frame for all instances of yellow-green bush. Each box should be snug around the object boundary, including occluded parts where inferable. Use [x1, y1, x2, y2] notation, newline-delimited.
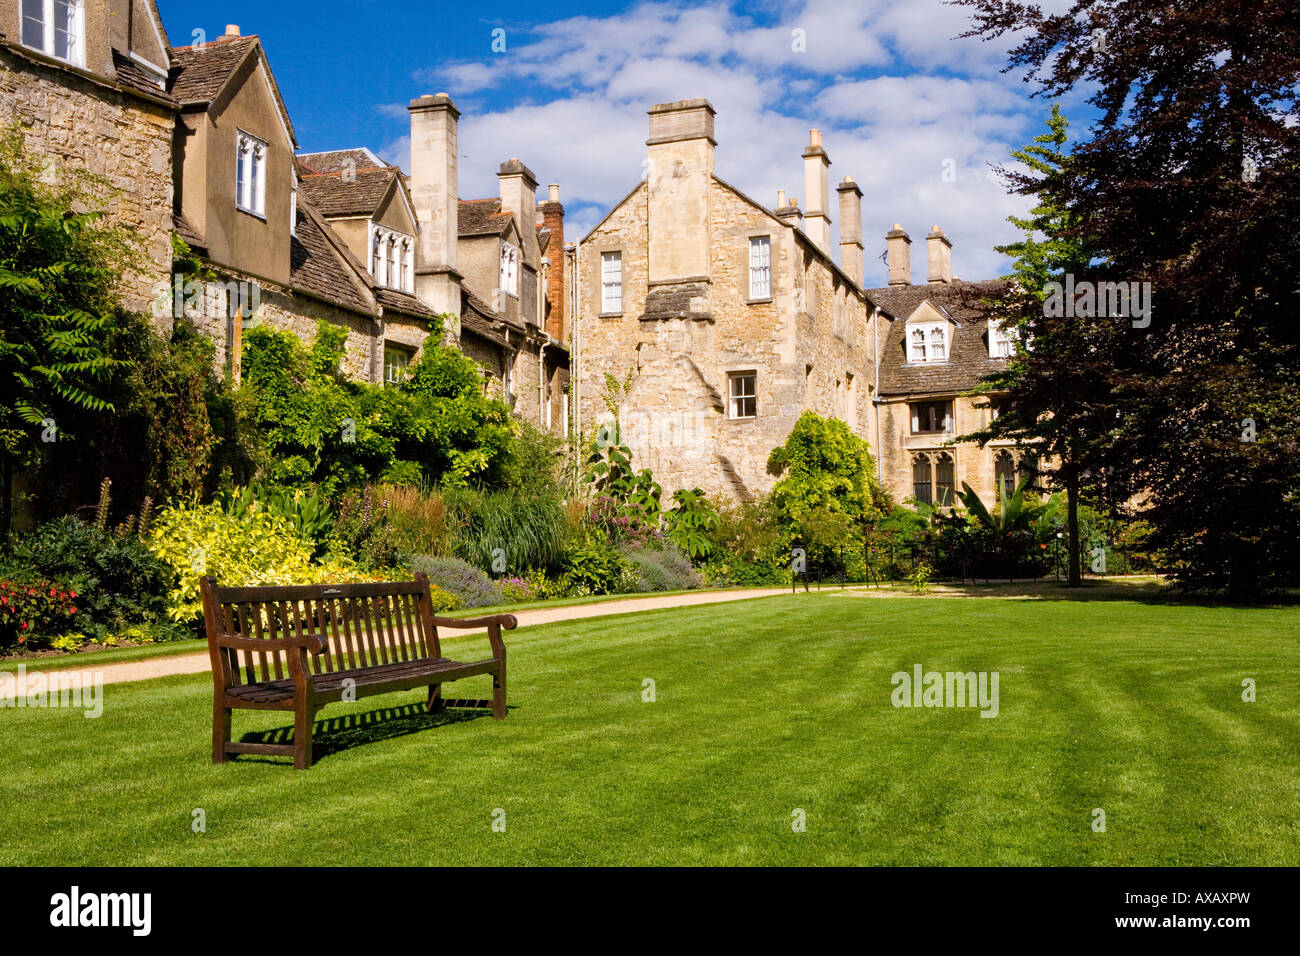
[148, 502, 317, 623]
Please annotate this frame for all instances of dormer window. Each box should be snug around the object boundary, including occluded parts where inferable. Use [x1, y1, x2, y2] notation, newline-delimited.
[907, 321, 948, 363]
[989, 319, 1014, 358]
[236, 132, 267, 217]
[500, 242, 519, 298]
[21, 0, 84, 67]
[369, 226, 414, 293]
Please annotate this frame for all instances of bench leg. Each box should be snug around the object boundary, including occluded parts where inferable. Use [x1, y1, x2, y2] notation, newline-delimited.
[294, 703, 315, 770]
[212, 700, 231, 764]
[427, 683, 444, 714]
[492, 663, 507, 720]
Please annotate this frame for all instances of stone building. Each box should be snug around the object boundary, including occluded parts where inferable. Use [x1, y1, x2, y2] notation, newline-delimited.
[406, 94, 570, 432]
[574, 99, 879, 500]
[0, 0, 175, 319]
[574, 97, 1024, 505]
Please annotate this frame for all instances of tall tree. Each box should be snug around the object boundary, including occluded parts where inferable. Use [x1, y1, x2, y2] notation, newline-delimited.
[955, 0, 1300, 599]
[965, 105, 1122, 586]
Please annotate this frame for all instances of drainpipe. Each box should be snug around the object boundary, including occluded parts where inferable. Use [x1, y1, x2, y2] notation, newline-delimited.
[538, 338, 549, 427]
[573, 242, 581, 444]
[873, 306, 884, 483]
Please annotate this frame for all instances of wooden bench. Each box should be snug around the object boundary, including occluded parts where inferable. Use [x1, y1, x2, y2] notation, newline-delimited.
[200, 573, 516, 769]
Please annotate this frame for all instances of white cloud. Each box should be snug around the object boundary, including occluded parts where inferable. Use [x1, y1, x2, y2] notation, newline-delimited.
[382, 0, 1061, 283]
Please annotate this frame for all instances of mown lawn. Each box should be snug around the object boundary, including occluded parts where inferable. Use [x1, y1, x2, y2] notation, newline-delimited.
[1, 593, 1296, 866]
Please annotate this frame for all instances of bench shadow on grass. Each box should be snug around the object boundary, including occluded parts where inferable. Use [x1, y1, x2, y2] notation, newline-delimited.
[236, 700, 507, 765]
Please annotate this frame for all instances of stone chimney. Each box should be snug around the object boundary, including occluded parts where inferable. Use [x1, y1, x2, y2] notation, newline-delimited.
[408, 93, 462, 323]
[836, 176, 863, 285]
[802, 129, 832, 253]
[538, 183, 565, 342]
[775, 195, 803, 229]
[644, 98, 715, 319]
[887, 223, 912, 286]
[926, 225, 953, 284]
[499, 157, 538, 264]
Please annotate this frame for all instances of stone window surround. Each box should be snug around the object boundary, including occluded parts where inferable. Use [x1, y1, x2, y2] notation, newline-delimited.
[500, 240, 520, 299]
[746, 233, 772, 303]
[597, 247, 624, 316]
[369, 224, 415, 294]
[910, 398, 954, 436]
[726, 369, 758, 421]
[988, 318, 1015, 358]
[912, 450, 957, 506]
[383, 341, 415, 386]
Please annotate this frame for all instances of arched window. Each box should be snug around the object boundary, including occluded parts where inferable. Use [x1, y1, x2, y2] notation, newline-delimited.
[387, 235, 399, 288]
[401, 239, 412, 292]
[935, 453, 955, 507]
[994, 450, 1016, 497]
[372, 231, 384, 286]
[912, 454, 932, 505]
[1019, 452, 1040, 492]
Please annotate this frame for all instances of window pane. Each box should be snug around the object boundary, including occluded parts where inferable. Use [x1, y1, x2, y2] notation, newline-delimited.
[935, 455, 955, 506]
[236, 141, 247, 208]
[913, 456, 932, 505]
[749, 237, 770, 298]
[910, 328, 926, 361]
[601, 252, 622, 312]
[729, 373, 756, 418]
[54, 0, 76, 61]
[930, 327, 945, 359]
[22, 0, 45, 50]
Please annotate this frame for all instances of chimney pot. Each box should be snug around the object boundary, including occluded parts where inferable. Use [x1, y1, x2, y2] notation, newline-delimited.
[548, 183, 560, 203]
[225, 24, 240, 37]
[777, 189, 787, 208]
[802, 130, 832, 252]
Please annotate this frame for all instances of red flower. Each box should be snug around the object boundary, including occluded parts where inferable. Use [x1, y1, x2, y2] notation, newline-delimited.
[20, 621, 28, 630]
[17, 635, 25, 645]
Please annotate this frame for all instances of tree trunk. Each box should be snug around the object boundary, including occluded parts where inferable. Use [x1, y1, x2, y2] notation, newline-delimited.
[1066, 469, 1081, 587]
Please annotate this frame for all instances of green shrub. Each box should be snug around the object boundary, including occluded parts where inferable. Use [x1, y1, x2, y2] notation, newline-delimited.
[8, 516, 179, 640]
[663, 488, 718, 562]
[147, 501, 317, 624]
[443, 486, 567, 573]
[619, 544, 701, 592]
[700, 556, 791, 589]
[406, 555, 499, 608]
[218, 482, 335, 557]
[0, 572, 79, 647]
[563, 543, 635, 596]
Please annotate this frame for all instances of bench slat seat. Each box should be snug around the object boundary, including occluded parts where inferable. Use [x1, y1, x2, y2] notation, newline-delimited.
[200, 574, 515, 769]
[225, 656, 500, 706]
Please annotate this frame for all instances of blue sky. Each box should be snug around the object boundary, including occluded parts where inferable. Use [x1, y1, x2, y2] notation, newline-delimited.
[157, 0, 1087, 286]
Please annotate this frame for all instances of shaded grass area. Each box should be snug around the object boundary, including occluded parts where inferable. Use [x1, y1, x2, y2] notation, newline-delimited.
[1, 593, 1296, 866]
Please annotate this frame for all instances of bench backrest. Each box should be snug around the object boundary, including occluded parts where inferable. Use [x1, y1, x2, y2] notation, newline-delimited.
[200, 574, 442, 688]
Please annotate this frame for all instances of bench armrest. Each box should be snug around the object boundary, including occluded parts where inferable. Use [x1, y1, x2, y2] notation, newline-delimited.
[431, 614, 516, 659]
[212, 632, 329, 655]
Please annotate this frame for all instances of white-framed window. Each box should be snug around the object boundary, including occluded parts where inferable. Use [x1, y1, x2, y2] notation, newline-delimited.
[748, 236, 771, 299]
[500, 242, 519, 298]
[236, 131, 267, 217]
[289, 186, 297, 236]
[371, 230, 384, 286]
[601, 251, 622, 313]
[368, 226, 414, 292]
[728, 371, 757, 420]
[907, 321, 948, 363]
[989, 319, 1014, 358]
[384, 343, 413, 386]
[21, 0, 84, 67]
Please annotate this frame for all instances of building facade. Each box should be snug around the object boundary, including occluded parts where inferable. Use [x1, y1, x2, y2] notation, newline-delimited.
[574, 97, 1024, 505]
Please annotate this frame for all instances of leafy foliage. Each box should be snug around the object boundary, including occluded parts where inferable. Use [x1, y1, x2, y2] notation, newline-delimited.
[663, 488, 719, 562]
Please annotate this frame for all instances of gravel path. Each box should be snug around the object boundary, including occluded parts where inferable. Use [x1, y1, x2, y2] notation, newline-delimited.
[0, 587, 792, 697]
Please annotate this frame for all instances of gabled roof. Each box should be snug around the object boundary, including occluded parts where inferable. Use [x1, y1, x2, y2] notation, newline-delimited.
[376, 288, 438, 320]
[168, 35, 297, 147]
[459, 198, 516, 238]
[290, 200, 376, 317]
[868, 279, 1011, 396]
[297, 148, 387, 174]
[298, 166, 398, 218]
